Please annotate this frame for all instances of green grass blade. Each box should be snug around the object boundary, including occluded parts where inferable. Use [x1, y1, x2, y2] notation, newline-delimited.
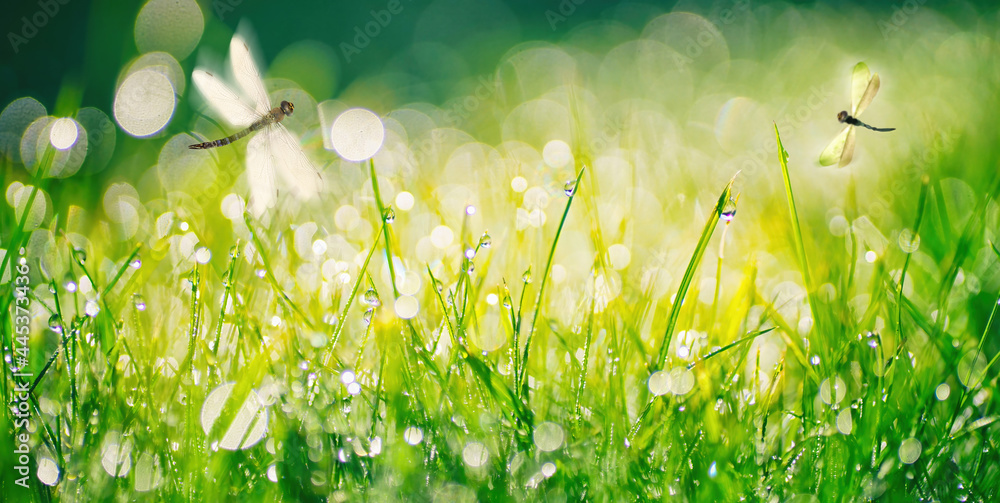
[518, 166, 586, 399]
[652, 174, 735, 371]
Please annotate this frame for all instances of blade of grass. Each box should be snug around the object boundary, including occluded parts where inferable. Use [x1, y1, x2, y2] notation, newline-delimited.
[99, 243, 142, 300]
[773, 124, 822, 345]
[686, 327, 776, 369]
[895, 175, 931, 336]
[944, 243, 1000, 436]
[651, 174, 736, 372]
[573, 295, 596, 432]
[244, 212, 316, 330]
[518, 166, 586, 400]
[368, 158, 398, 297]
[322, 223, 384, 367]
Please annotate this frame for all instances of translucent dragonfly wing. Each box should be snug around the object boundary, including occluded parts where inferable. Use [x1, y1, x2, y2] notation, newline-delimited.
[230, 34, 272, 115]
[819, 126, 854, 166]
[191, 70, 258, 127]
[245, 125, 321, 215]
[269, 124, 322, 199]
[245, 131, 278, 217]
[850, 62, 880, 117]
[840, 126, 855, 167]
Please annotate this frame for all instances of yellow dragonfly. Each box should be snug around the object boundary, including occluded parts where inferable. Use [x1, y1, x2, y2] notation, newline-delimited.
[819, 62, 895, 168]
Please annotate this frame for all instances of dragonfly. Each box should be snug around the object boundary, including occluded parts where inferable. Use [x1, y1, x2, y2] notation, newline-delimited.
[189, 32, 321, 215]
[819, 62, 895, 168]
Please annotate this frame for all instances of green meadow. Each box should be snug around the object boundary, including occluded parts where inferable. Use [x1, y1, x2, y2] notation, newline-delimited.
[2, 0, 999, 500]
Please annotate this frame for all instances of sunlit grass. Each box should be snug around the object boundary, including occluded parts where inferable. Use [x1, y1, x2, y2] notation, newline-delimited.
[3, 2, 1000, 501]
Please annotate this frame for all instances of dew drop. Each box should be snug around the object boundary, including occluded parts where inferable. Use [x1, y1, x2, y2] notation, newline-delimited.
[363, 288, 381, 308]
[229, 246, 240, 258]
[48, 314, 62, 333]
[563, 180, 577, 196]
[363, 308, 374, 325]
[255, 268, 266, 279]
[478, 232, 492, 248]
[720, 197, 737, 222]
[85, 299, 100, 317]
[134, 294, 146, 311]
[465, 247, 476, 259]
[73, 248, 87, 263]
[522, 268, 532, 284]
[810, 355, 821, 365]
[130, 256, 142, 269]
[898, 228, 920, 253]
[382, 207, 395, 223]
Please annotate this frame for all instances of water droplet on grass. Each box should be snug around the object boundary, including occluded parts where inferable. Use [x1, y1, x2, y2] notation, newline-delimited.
[363, 288, 380, 307]
[720, 197, 738, 222]
[73, 248, 87, 263]
[363, 308, 374, 325]
[134, 294, 146, 311]
[522, 268, 532, 284]
[563, 180, 577, 196]
[85, 299, 100, 317]
[898, 228, 920, 253]
[130, 256, 142, 269]
[48, 314, 62, 333]
[382, 207, 395, 223]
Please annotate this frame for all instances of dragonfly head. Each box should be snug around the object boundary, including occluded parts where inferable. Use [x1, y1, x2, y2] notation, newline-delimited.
[280, 101, 295, 116]
[836, 111, 849, 123]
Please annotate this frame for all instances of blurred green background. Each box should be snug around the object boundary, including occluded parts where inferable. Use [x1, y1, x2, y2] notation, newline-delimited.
[3, 0, 1000, 500]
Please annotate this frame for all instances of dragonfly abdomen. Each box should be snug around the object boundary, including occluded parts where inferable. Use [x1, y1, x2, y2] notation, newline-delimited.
[188, 115, 276, 150]
[842, 114, 895, 133]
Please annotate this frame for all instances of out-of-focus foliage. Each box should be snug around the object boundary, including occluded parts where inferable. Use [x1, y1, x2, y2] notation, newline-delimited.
[2, 0, 999, 500]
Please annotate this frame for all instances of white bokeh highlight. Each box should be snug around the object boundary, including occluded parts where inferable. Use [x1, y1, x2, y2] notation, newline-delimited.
[114, 69, 176, 138]
[330, 108, 385, 161]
